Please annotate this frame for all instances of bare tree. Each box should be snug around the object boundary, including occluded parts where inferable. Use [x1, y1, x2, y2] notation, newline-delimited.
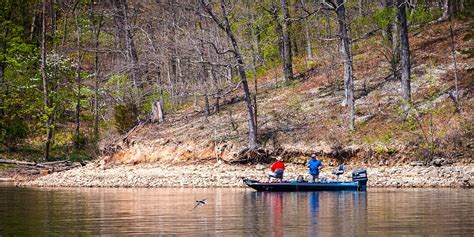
[323, 0, 355, 130]
[397, 0, 411, 115]
[73, 0, 82, 148]
[200, 0, 258, 149]
[280, 0, 294, 84]
[299, 0, 313, 61]
[93, 6, 103, 141]
[114, 0, 142, 112]
[442, 0, 465, 20]
[41, 0, 52, 161]
[380, 0, 399, 81]
[449, 22, 460, 110]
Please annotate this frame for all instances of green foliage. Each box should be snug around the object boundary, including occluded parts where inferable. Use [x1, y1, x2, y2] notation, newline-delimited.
[106, 74, 133, 102]
[113, 103, 137, 134]
[373, 144, 397, 156]
[408, 6, 442, 26]
[0, 118, 28, 151]
[372, 7, 396, 30]
[68, 150, 92, 162]
[73, 133, 87, 150]
[459, 0, 474, 18]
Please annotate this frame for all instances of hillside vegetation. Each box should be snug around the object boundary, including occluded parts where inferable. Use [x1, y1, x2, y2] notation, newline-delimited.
[0, 1, 472, 169]
[104, 19, 473, 166]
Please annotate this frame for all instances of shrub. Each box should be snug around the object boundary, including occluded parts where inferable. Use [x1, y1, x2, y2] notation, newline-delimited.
[0, 118, 28, 151]
[73, 133, 87, 150]
[113, 103, 138, 134]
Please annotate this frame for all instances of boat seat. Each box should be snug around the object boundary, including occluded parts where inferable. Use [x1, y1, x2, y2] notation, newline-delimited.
[269, 169, 284, 181]
[332, 164, 345, 180]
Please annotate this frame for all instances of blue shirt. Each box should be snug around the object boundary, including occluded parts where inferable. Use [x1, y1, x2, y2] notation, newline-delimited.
[308, 159, 322, 175]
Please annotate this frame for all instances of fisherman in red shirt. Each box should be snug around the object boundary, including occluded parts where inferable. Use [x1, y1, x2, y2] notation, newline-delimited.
[268, 156, 285, 182]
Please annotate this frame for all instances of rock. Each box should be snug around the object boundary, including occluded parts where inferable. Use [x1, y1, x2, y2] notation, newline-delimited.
[440, 158, 447, 166]
[410, 161, 423, 166]
[29, 170, 40, 175]
[431, 158, 444, 167]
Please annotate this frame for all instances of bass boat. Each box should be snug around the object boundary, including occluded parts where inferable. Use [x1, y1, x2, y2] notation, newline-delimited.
[244, 169, 368, 192]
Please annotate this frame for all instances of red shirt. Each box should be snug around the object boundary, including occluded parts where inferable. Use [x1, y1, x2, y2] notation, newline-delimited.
[271, 161, 285, 172]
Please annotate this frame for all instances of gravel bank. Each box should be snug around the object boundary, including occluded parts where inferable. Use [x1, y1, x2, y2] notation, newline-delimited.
[20, 162, 473, 188]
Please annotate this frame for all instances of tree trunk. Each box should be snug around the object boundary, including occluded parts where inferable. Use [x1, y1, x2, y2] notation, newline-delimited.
[391, 5, 400, 80]
[202, 0, 258, 149]
[167, 61, 175, 111]
[153, 66, 165, 123]
[0, 11, 7, 119]
[299, 0, 313, 68]
[252, 54, 258, 133]
[201, 0, 257, 148]
[74, 6, 82, 148]
[117, 0, 141, 111]
[41, 0, 52, 161]
[444, 0, 465, 19]
[151, 100, 164, 123]
[212, 66, 220, 114]
[251, 15, 259, 133]
[30, 14, 36, 40]
[358, 0, 364, 17]
[280, 0, 294, 84]
[270, 1, 285, 79]
[304, 16, 313, 60]
[204, 93, 211, 115]
[335, 0, 355, 130]
[381, 0, 399, 80]
[449, 22, 460, 110]
[93, 15, 103, 142]
[0, 62, 4, 119]
[397, 0, 412, 114]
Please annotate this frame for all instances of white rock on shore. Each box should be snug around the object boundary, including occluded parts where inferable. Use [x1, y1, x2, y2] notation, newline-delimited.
[21, 163, 473, 188]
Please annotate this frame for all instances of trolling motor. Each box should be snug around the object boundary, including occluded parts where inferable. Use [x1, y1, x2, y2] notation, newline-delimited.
[352, 169, 368, 191]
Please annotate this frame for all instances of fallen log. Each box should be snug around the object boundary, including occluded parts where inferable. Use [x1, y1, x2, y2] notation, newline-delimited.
[0, 159, 52, 169]
[0, 159, 36, 166]
[42, 160, 70, 166]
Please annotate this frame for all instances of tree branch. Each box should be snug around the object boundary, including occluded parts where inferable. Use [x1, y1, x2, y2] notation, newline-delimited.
[202, 41, 237, 55]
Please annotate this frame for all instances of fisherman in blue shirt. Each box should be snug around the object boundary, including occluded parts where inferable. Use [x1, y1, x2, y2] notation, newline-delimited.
[308, 153, 323, 182]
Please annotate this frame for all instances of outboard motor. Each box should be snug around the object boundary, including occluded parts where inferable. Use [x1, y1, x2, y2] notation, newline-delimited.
[352, 169, 368, 191]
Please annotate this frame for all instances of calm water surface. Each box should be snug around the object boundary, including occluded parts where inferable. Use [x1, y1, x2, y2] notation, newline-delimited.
[0, 184, 472, 236]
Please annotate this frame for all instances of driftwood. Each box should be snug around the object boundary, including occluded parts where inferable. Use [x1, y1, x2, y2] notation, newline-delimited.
[0, 159, 84, 173]
[122, 120, 148, 145]
[0, 159, 51, 169]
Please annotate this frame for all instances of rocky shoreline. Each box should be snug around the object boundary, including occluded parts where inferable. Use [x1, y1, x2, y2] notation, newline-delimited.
[14, 162, 473, 188]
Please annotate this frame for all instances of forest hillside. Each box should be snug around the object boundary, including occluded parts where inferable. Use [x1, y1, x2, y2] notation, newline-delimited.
[0, 0, 472, 168]
[104, 18, 473, 166]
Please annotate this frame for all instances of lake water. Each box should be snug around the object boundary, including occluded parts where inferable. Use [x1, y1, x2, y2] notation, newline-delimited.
[0, 184, 473, 236]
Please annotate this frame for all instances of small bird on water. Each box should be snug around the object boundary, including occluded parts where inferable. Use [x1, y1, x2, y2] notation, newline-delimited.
[191, 198, 207, 210]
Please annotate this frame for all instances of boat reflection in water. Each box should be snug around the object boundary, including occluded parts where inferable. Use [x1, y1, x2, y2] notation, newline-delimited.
[309, 192, 319, 236]
[244, 191, 368, 236]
